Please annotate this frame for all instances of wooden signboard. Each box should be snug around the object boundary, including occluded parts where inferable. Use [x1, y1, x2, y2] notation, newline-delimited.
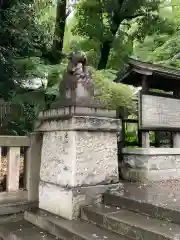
[139, 92, 180, 131]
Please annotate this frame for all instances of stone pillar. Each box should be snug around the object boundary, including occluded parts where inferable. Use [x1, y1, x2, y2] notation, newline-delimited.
[36, 107, 121, 220]
[142, 132, 150, 148]
[173, 133, 180, 148]
[25, 133, 42, 201]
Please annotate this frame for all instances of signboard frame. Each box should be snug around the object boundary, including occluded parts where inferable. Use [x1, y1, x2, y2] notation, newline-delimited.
[138, 91, 180, 131]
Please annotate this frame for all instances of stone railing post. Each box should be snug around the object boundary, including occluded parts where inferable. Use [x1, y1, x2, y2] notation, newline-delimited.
[142, 131, 150, 148]
[25, 133, 42, 201]
[173, 132, 180, 147]
[7, 147, 21, 192]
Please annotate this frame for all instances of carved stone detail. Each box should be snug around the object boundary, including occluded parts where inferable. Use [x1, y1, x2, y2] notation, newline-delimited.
[59, 52, 94, 102]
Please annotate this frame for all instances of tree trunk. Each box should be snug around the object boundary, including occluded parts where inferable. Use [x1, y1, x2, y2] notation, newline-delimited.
[97, 41, 111, 70]
[97, 14, 122, 70]
[0, 0, 11, 10]
[51, 0, 67, 64]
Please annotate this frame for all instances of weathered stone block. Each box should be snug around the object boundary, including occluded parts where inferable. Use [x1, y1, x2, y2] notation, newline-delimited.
[37, 107, 117, 125]
[122, 148, 180, 182]
[37, 115, 120, 132]
[39, 181, 120, 220]
[123, 154, 180, 170]
[75, 131, 118, 186]
[121, 168, 180, 182]
[40, 116, 120, 187]
[40, 131, 75, 187]
[40, 130, 119, 187]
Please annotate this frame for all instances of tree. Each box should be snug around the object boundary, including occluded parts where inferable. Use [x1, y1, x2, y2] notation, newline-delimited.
[8, 60, 67, 135]
[48, 0, 68, 64]
[73, 0, 171, 70]
[148, 33, 180, 68]
[172, 0, 180, 24]
[0, 0, 49, 100]
[133, 2, 180, 69]
[38, 0, 75, 64]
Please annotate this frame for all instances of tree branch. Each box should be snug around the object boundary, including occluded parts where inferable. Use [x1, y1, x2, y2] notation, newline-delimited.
[124, 13, 143, 20]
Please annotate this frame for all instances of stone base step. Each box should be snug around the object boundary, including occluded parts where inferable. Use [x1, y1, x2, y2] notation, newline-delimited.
[104, 192, 180, 224]
[0, 190, 38, 216]
[24, 208, 129, 240]
[0, 213, 25, 226]
[0, 200, 38, 216]
[82, 204, 180, 240]
[0, 220, 59, 240]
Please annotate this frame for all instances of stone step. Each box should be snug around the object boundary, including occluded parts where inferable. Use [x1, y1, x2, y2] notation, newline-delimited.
[24, 208, 130, 240]
[81, 204, 180, 240]
[0, 213, 24, 225]
[0, 220, 59, 240]
[104, 192, 180, 224]
[0, 200, 38, 216]
[0, 191, 38, 216]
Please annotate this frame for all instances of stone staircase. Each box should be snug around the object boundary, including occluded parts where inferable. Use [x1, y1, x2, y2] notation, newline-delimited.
[2, 181, 180, 240]
[0, 218, 57, 240]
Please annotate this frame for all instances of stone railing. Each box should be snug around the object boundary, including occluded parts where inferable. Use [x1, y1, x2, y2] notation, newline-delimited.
[0, 134, 42, 202]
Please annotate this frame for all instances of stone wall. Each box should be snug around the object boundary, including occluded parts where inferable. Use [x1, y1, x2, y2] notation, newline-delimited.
[121, 148, 180, 182]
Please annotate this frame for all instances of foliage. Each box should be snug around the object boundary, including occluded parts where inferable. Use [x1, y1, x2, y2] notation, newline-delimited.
[9, 60, 67, 134]
[133, 31, 180, 69]
[72, 0, 175, 69]
[0, 0, 179, 136]
[5, 103, 40, 136]
[92, 69, 134, 110]
[0, 0, 51, 100]
[133, 2, 180, 69]
[149, 33, 180, 67]
[73, 0, 162, 40]
[172, 0, 180, 24]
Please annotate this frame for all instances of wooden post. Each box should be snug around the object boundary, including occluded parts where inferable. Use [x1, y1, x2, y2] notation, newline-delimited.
[6, 147, 20, 192]
[25, 133, 42, 201]
[141, 75, 150, 148]
[138, 130, 142, 147]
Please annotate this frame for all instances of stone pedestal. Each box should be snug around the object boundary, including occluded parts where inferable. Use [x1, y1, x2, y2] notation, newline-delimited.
[36, 107, 121, 219]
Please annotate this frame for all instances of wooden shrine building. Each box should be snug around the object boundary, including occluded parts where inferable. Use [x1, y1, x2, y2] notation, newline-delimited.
[116, 58, 180, 93]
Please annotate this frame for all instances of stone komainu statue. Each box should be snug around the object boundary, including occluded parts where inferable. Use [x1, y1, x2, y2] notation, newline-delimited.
[59, 52, 94, 101]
